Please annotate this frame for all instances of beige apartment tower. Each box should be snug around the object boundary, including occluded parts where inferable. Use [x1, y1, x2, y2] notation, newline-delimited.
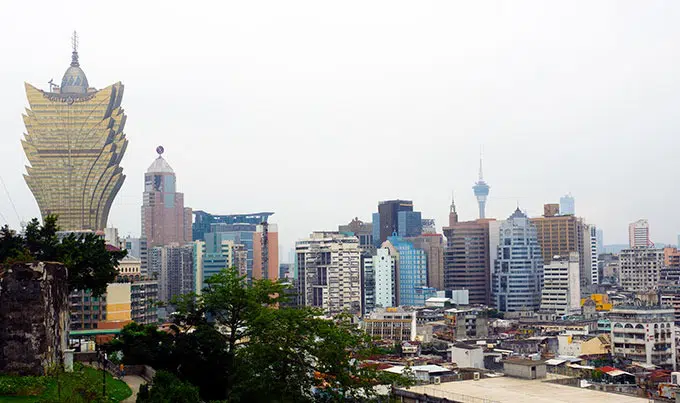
[22, 34, 127, 231]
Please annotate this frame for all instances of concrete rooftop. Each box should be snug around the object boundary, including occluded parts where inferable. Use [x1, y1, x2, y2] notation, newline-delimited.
[399, 376, 649, 403]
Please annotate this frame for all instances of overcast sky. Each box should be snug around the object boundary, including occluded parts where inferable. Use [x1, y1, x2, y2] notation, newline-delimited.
[1, 1, 679, 259]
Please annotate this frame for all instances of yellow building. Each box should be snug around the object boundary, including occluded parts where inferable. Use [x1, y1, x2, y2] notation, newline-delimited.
[580, 293, 612, 311]
[21, 33, 127, 231]
[99, 283, 132, 330]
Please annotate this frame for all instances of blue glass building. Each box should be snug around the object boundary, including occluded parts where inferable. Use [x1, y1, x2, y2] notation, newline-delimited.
[387, 235, 429, 306]
[397, 211, 422, 237]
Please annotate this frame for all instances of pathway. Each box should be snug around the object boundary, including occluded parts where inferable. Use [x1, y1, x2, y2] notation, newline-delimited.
[120, 374, 146, 402]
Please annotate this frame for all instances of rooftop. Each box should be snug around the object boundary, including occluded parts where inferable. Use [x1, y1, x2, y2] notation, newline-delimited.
[398, 376, 649, 403]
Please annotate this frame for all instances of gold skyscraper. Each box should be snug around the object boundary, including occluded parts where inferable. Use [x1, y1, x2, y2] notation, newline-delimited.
[22, 33, 127, 231]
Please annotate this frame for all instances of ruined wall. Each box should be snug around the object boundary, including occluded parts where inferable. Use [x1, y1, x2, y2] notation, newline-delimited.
[0, 262, 69, 375]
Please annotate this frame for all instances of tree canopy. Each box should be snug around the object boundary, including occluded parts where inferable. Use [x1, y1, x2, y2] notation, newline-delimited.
[108, 268, 408, 402]
[0, 215, 125, 296]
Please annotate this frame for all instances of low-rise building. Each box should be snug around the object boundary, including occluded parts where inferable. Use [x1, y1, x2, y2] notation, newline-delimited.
[502, 359, 547, 379]
[450, 343, 484, 369]
[609, 306, 676, 370]
[444, 307, 489, 339]
[362, 308, 417, 342]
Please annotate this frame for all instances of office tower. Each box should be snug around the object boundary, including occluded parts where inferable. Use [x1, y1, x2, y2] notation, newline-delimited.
[540, 253, 580, 315]
[384, 235, 435, 306]
[252, 223, 279, 280]
[406, 233, 445, 291]
[279, 263, 292, 279]
[442, 195, 494, 305]
[142, 147, 192, 248]
[362, 247, 396, 314]
[192, 211, 276, 281]
[530, 205, 589, 287]
[472, 158, 490, 219]
[629, 219, 651, 248]
[339, 217, 376, 256]
[609, 306, 676, 370]
[193, 239, 240, 293]
[559, 194, 575, 216]
[373, 200, 415, 245]
[586, 225, 599, 285]
[22, 33, 127, 231]
[492, 208, 544, 312]
[296, 232, 361, 315]
[192, 211, 274, 242]
[618, 248, 664, 292]
[397, 211, 422, 237]
[149, 244, 194, 303]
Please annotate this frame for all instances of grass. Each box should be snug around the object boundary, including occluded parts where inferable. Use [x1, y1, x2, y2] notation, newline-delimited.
[0, 363, 132, 402]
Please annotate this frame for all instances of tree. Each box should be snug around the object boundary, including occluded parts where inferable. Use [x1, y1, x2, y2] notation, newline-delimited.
[0, 215, 124, 296]
[136, 371, 200, 403]
[109, 268, 409, 402]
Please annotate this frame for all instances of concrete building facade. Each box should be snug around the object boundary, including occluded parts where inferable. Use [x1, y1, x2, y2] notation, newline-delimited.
[540, 253, 581, 315]
[618, 248, 664, 292]
[609, 306, 676, 369]
[296, 232, 362, 315]
[149, 244, 194, 303]
[629, 219, 650, 248]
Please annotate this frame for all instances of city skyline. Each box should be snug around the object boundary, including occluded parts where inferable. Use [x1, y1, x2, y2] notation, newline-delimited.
[1, 2, 680, 253]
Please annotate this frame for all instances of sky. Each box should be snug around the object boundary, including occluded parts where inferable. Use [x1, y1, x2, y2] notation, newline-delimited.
[0, 1, 679, 260]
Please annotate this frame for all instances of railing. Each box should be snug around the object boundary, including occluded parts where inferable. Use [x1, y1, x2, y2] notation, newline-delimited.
[394, 386, 501, 403]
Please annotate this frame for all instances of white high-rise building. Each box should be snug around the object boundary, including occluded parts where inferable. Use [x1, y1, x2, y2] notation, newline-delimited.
[618, 248, 664, 291]
[373, 247, 396, 309]
[296, 232, 362, 316]
[629, 219, 650, 248]
[586, 225, 599, 285]
[540, 253, 580, 315]
[559, 194, 575, 216]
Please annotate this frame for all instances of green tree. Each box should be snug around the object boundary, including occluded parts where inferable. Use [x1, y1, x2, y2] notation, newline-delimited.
[0, 215, 124, 296]
[110, 268, 409, 402]
[136, 371, 200, 403]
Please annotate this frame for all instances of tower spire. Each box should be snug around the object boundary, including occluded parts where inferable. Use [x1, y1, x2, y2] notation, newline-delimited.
[448, 190, 458, 225]
[478, 147, 484, 181]
[450, 191, 456, 214]
[70, 31, 80, 67]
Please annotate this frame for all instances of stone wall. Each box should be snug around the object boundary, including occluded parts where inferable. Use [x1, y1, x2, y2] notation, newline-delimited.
[0, 262, 69, 375]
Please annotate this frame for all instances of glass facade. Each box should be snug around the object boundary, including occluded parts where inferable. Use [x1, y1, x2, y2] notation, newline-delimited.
[388, 236, 428, 306]
[397, 211, 423, 238]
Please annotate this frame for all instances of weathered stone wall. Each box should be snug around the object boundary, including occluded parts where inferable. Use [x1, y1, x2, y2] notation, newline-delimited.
[0, 262, 69, 375]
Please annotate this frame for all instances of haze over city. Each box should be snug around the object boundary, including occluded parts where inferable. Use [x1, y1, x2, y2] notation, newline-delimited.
[1, 0, 679, 255]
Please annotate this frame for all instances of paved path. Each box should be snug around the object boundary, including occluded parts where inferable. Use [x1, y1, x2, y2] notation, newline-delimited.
[121, 374, 146, 402]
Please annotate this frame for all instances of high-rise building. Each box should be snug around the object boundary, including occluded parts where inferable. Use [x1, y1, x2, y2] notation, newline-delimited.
[540, 253, 580, 315]
[384, 235, 435, 307]
[530, 206, 590, 287]
[363, 247, 396, 314]
[192, 211, 276, 282]
[491, 208, 544, 312]
[421, 219, 436, 234]
[295, 232, 362, 315]
[141, 147, 192, 248]
[406, 233, 445, 291]
[618, 248, 664, 292]
[559, 194, 575, 216]
[122, 236, 142, 259]
[22, 33, 127, 231]
[442, 197, 495, 305]
[629, 219, 651, 248]
[586, 225, 599, 285]
[339, 218, 375, 256]
[596, 229, 604, 255]
[472, 158, 490, 219]
[397, 211, 422, 237]
[149, 244, 194, 303]
[252, 223, 279, 280]
[192, 211, 274, 243]
[373, 200, 416, 245]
